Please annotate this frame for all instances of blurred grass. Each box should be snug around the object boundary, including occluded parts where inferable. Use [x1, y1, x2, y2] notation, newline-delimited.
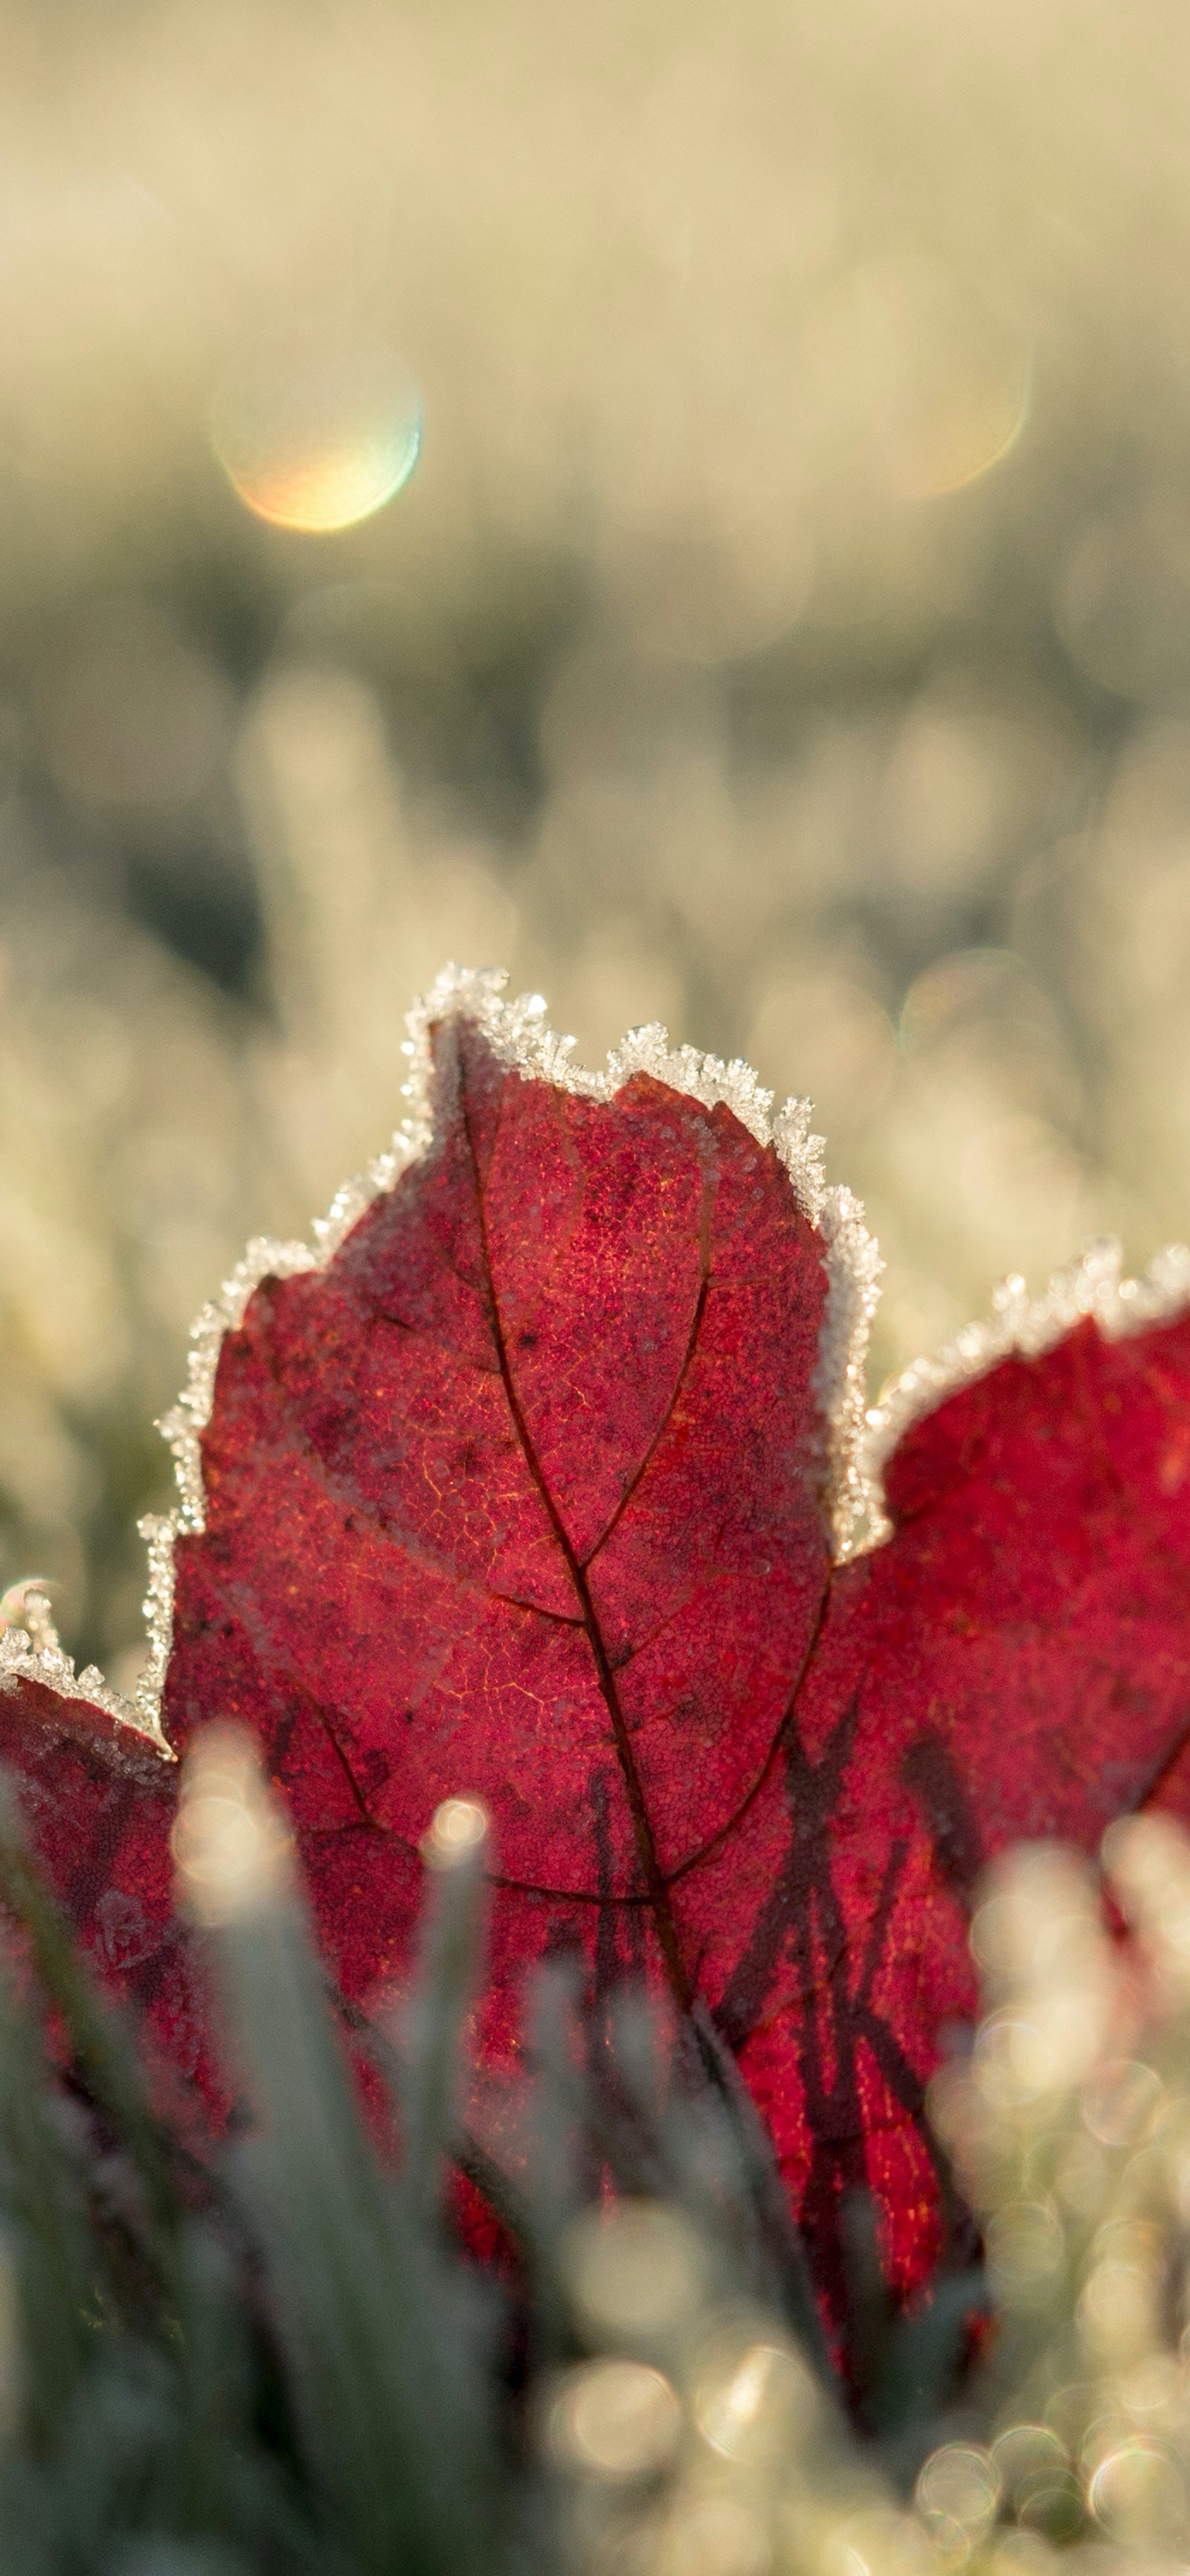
[10, 1729, 1190, 2576]
[1, 0, 1190, 1663]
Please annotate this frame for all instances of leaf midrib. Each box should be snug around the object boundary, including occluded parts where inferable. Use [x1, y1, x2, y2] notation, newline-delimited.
[460, 1070, 699, 2012]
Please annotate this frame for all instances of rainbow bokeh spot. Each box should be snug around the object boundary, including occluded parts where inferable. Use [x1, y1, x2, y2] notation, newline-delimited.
[211, 341, 422, 533]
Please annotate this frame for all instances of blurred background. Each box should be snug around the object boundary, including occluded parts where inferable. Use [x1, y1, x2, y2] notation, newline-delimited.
[1, 0, 1188, 1674]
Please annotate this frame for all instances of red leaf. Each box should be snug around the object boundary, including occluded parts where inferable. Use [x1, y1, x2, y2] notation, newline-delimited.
[5, 971, 1190, 2323]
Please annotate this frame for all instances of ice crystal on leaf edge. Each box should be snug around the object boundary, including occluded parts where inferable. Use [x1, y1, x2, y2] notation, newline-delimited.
[2, 960, 1189, 1763]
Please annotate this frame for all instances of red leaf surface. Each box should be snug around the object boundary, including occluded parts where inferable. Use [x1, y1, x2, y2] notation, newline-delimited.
[5, 969, 1190, 2322]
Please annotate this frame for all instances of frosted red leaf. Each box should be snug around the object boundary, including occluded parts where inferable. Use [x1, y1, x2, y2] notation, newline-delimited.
[4, 968, 1190, 2325]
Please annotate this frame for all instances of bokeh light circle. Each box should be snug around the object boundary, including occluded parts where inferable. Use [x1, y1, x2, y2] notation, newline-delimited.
[211, 340, 422, 533]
